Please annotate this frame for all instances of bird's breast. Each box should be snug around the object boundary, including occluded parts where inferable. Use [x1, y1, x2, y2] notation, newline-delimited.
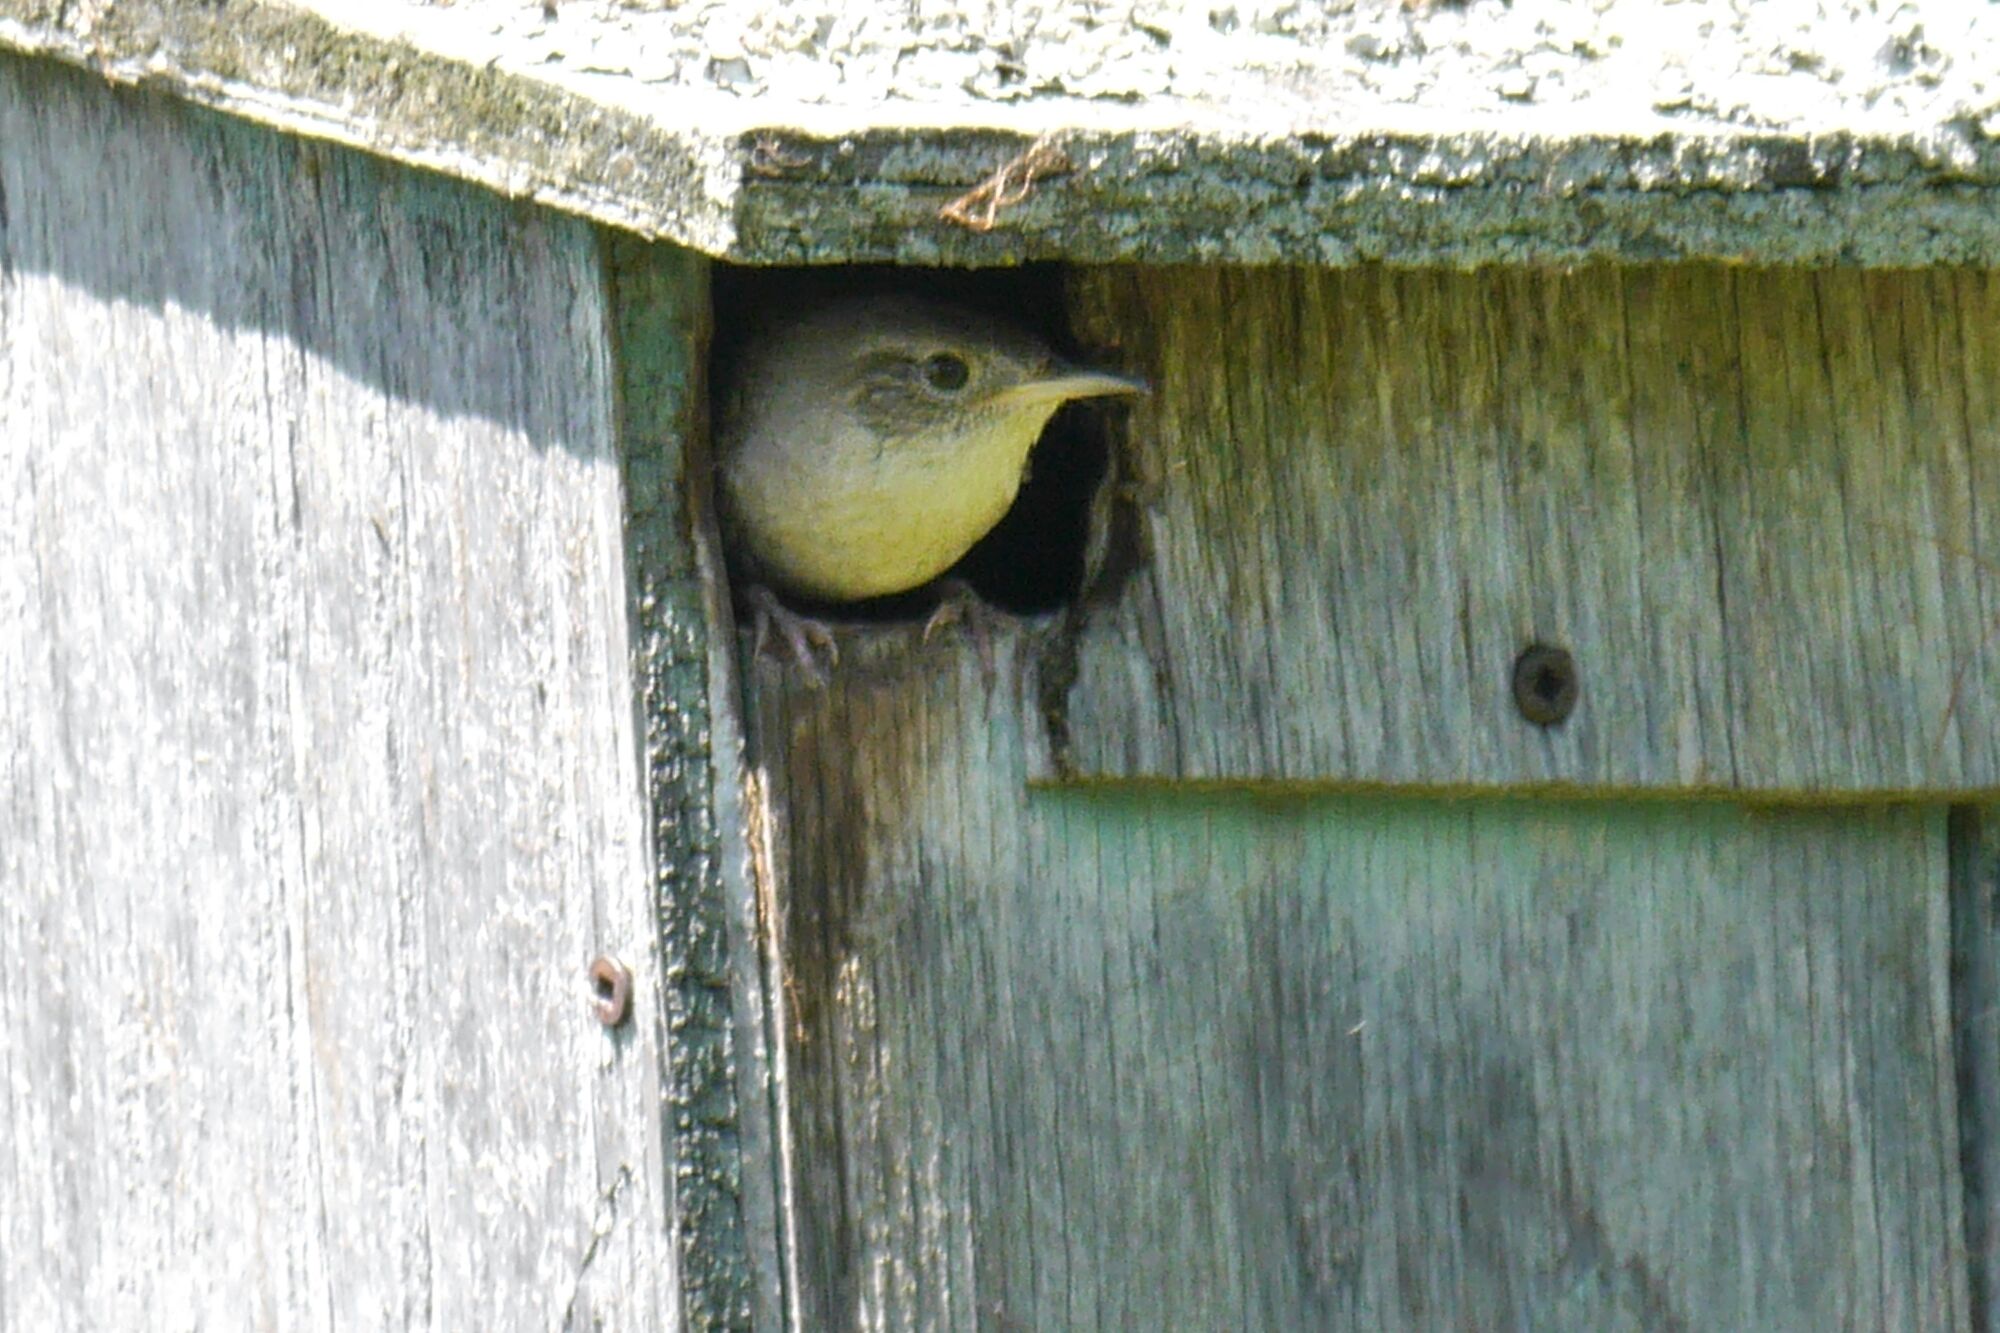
[724, 407, 1053, 602]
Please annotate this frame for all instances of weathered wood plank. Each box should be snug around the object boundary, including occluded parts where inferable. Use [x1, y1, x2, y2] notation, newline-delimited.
[749, 628, 1968, 1330]
[0, 55, 682, 1330]
[1053, 265, 2000, 794]
[17, 0, 2000, 271]
[610, 234, 785, 1330]
[1955, 806, 2000, 1331]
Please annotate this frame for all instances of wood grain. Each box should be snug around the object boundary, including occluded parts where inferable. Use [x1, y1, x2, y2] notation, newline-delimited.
[20, 0, 2000, 272]
[748, 627, 1968, 1330]
[1052, 265, 2000, 795]
[1955, 806, 2000, 1331]
[611, 235, 779, 1331]
[0, 55, 683, 1330]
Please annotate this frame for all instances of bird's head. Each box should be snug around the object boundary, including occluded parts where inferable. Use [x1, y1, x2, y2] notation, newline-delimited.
[758, 295, 1143, 457]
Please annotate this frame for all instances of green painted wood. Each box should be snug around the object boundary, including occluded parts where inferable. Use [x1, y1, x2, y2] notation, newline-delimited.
[1955, 806, 2000, 1331]
[1050, 265, 2000, 795]
[746, 628, 1968, 1330]
[0, 54, 683, 1330]
[610, 234, 785, 1330]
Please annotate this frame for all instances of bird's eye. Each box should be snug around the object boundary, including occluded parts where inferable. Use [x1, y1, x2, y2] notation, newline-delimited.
[921, 352, 970, 393]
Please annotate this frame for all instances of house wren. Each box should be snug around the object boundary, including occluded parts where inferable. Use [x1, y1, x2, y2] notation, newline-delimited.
[716, 294, 1141, 662]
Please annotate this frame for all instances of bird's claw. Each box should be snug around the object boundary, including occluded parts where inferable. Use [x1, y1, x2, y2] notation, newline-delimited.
[746, 585, 839, 685]
[923, 578, 1002, 683]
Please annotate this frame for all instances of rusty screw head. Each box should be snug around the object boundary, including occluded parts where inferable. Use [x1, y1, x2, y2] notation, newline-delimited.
[589, 955, 632, 1028]
[1512, 644, 1579, 726]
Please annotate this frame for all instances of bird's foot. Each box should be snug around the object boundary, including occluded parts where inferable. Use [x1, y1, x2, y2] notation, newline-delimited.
[922, 578, 1004, 681]
[745, 584, 839, 685]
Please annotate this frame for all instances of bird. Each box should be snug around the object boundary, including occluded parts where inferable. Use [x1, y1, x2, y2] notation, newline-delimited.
[714, 293, 1143, 672]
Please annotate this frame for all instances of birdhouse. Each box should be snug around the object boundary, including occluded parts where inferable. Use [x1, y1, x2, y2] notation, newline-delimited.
[8, 4, 2000, 1328]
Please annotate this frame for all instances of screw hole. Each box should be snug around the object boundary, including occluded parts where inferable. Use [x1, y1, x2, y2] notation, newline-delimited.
[1512, 644, 1579, 726]
[589, 955, 633, 1028]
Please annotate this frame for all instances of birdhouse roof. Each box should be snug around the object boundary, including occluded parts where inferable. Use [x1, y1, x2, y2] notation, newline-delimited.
[7, 0, 2000, 266]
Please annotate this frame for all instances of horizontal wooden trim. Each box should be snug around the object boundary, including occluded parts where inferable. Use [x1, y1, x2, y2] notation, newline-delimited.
[9, 3, 2000, 266]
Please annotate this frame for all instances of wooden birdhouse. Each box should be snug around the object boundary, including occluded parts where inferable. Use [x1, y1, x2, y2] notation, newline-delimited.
[7, 2, 1999, 1327]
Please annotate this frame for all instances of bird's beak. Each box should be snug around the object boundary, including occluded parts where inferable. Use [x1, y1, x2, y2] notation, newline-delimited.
[992, 368, 1148, 409]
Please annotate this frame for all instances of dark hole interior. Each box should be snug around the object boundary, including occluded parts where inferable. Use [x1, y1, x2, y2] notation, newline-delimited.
[1534, 667, 1565, 701]
[709, 262, 1113, 619]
